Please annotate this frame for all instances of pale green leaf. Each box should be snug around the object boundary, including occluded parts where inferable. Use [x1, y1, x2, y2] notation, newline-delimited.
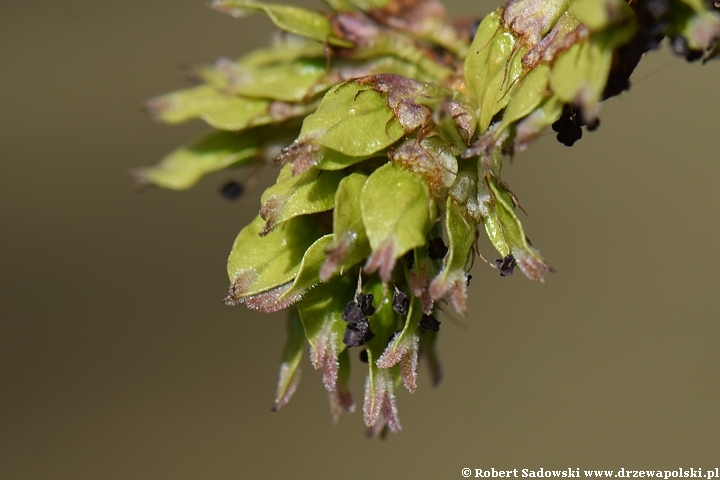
[355, 29, 454, 82]
[429, 198, 475, 314]
[134, 131, 257, 190]
[234, 58, 328, 102]
[260, 165, 344, 234]
[514, 95, 564, 149]
[550, 26, 635, 112]
[299, 81, 405, 156]
[226, 215, 323, 301]
[569, 0, 634, 31]
[238, 39, 325, 68]
[202, 99, 271, 130]
[192, 62, 233, 90]
[209, 0, 353, 47]
[445, 200, 476, 270]
[340, 56, 422, 80]
[315, 148, 375, 171]
[464, 10, 527, 134]
[486, 176, 553, 282]
[147, 85, 223, 124]
[333, 173, 369, 241]
[280, 234, 333, 300]
[480, 203, 509, 258]
[500, 64, 551, 129]
[361, 163, 434, 281]
[550, 39, 612, 109]
[321, 173, 372, 281]
[147, 85, 270, 130]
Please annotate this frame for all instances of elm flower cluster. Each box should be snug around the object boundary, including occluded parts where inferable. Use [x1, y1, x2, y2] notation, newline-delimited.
[136, 0, 720, 436]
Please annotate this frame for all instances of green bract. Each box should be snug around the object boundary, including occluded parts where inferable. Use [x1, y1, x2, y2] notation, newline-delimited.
[322, 172, 371, 281]
[428, 198, 475, 315]
[259, 164, 343, 234]
[134, 131, 259, 189]
[209, 0, 353, 47]
[139, 0, 720, 435]
[298, 81, 405, 155]
[465, 11, 526, 134]
[146, 84, 270, 129]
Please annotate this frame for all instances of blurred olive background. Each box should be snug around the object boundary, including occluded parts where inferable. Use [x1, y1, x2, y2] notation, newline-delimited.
[2, 1, 719, 479]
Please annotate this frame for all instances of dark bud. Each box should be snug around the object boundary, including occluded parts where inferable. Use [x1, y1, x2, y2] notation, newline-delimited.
[359, 349, 369, 363]
[343, 325, 365, 347]
[342, 301, 366, 325]
[392, 289, 410, 316]
[556, 126, 582, 146]
[466, 274, 472, 287]
[343, 318, 375, 347]
[494, 255, 517, 276]
[219, 180, 244, 201]
[419, 314, 441, 332]
[427, 237, 448, 260]
[356, 293, 375, 317]
[670, 35, 703, 62]
[552, 105, 584, 146]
